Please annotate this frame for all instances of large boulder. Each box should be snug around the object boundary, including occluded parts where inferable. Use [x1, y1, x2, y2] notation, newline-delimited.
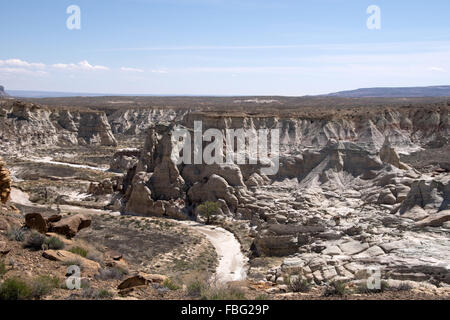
[25, 213, 48, 233]
[48, 214, 91, 238]
[42, 250, 100, 276]
[118, 272, 168, 291]
[188, 174, 239, 211]
[414, 210, 450, 228]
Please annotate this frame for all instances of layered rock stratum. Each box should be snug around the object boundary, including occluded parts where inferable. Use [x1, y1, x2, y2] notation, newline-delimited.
[116, 101, 450, 286]
[0, 100, 117, 153]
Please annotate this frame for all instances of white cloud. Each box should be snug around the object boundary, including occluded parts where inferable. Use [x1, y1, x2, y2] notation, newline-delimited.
[0, 67, 48, 76]
[120, 67, 144, 73]
[429, 66, 446, 72]
[0, 58, 45, 69]
[151, 69, 168, 74]
[52, 60, 109, 71]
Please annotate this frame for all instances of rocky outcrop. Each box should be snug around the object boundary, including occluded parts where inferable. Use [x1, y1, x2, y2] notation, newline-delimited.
[48, 214, 91, 238]
[399, 175, 450, 216]
[110, 149, 140, 172]
[0, 100, 117, 153]
[379, 137, 410, 170]
[0, 156, 11, 203]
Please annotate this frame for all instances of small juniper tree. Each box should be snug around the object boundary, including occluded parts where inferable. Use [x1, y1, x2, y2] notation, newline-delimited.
[197, 201, 221, 225]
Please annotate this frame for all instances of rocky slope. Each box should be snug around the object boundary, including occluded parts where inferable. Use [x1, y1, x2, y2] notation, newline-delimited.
[0, 100, 117, 154]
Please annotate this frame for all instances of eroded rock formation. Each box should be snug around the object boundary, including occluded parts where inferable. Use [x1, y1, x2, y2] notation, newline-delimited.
[0, 100, 117, 153]
[0, 156, 11, 203]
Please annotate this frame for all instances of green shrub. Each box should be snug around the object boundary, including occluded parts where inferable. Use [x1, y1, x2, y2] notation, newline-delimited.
[24, 231, 45, 251]
[7, 227, 25, 242]
[396, 282, 412, 291]
[197, 201, 221, 224]
[0, 277, 32, 300]
[80, 287, 113, 300]
[288, 275, 311, 293]
[69, 246, 88, 257]
[323, 280, 350, 297]
[0, 260, 7, 277]
[163, 278, 180, 291]
[30, 275, 60, 298]
[97, 289, 113, 299]
[186, 278, 207, 297]
[96, 267, 128, 280]
[44, 236, 65, 250]
[356, 280, 389, 294]
[201, 286, 246, 300]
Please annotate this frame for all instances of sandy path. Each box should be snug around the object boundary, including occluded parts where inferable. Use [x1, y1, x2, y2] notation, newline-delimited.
[28, 157, 109, 172]
[178, 221, 248, 283]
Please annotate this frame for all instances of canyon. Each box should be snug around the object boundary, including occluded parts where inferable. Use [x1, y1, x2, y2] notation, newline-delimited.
[0, 95, 449, 299]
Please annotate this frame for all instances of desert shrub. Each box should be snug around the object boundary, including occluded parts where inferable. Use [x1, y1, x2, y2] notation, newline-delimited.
[97, 289, 113, 299]
[197, 201, 221, 224]
[24, 231, 45, 251]
[80, 287, 113, 300]
[44, 236, 65, 250]
[0, 277, 32, 300]
[86, 250, 103, 263]
[96, 267, 128, 280]
[254, 294, 269, 300]
[69, 246, 88, 257]
[201, 286, 246, 300]
[0, 260, 7, 277]
[323, 280, 350, 297]
[186, 278, 208, 297]
[7, 227, 25, 242]
[163, 278, 180, 291]
[396, 282, 412, 291]
[356, 280, 390, 294]
[287, 275, 311, 293]
[30, 275, 60, 298]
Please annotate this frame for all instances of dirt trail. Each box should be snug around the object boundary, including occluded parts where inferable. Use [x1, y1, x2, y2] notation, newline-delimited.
[28, 157, 109, 172]
[9, 188, 248, 283]
[177, 221, 248, 283]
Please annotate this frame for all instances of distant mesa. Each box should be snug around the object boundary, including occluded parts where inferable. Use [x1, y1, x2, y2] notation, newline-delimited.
[0, 85, 9, 98]
[327, 85, 450, 98]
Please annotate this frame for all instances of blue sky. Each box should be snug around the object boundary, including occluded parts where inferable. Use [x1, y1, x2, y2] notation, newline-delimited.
[1, 0, 449, 95]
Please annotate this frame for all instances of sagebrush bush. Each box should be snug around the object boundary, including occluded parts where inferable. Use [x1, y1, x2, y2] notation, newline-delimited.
[96, 267, 128, 280]
[44, 236, 65, 250]
[7, 227, 25, 242]
[0, 277, 32, 300]
[186, 278, 207, 297]
[288, 275, 311, 293]
[0, 260, 7, 277]
[163, 278, 180, 291]
[356, 280, 389, 294]
[69, 246, 88, 257]
[80, 287, 113, 300]
[30, 275, 60, 298]
[323, 280, 349, 297]
[201, 286, 246, 300]
[24, 231, 45, 251]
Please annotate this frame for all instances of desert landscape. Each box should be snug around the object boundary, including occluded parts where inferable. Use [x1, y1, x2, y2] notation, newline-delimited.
[0, 92, 449, 300]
